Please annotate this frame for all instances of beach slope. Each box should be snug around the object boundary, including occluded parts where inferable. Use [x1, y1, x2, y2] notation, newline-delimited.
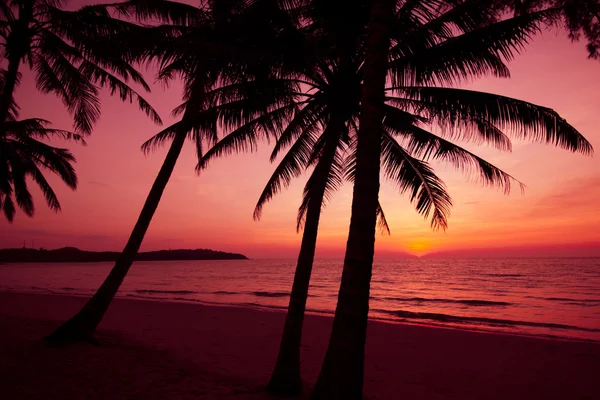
[1, 291, 598, 399]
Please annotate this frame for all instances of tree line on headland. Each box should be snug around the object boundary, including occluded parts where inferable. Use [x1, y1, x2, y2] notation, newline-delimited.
[1, 0, 597, 398]
[0, 247, 248, 262]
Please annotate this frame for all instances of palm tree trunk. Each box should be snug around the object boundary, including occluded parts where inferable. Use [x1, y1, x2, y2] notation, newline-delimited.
[0, 2, 31, 134]
[46, 126, 189, 343]
[310, 1, 394, 399]
[267, 120, 342, 396]
[0, 54, 22, 134]
[266, 189, 323, 395]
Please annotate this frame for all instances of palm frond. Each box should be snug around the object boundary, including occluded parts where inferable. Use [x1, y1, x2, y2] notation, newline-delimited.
[141, 121, 185, 154]
[395, 123, 524, 194]
[3, 118, 85, 143]
[2, 194, 16, 222]
[0, 117, 78, 222]
[10, 161, 35, 217]
[0, 1, 14, 23]
[32, 53, 71, 101]
[381, 130, 452, 231]
[398, 87, 593, 154]
[270, 98, 326, 161]
[376, 202, 391, 235]
[197, 104, 297, 171]
[391, 0, 499, 59]
[254, 128, 319, 220]
[78, 59, 162, 125]
[106, 0, 209, 26]
[29, 164, 62, 211]
[35, 50, 101, 134]
[10, 137, 77, 189]
[384, 100, 513, 151]
[390, 9, 556, 86]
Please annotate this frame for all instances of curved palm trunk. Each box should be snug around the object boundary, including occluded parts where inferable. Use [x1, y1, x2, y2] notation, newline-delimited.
[0, 54, 21, 132]
[311, 1, 393, 399]
[46, 126, 189, 343]
[1, 3, 31, 134]
[267, 121, 343, 396]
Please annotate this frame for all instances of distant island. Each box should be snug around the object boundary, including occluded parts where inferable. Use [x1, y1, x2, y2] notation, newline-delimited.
[0, 247, 248, 263]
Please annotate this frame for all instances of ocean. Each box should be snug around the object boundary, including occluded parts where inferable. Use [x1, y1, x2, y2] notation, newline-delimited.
[1, 258, 599, 341]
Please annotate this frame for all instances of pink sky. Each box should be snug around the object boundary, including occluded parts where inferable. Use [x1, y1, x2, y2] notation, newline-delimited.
[1, 23, 599, 258]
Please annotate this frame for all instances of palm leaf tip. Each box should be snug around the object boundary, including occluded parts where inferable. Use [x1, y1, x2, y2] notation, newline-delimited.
[376, 203, 391, 235]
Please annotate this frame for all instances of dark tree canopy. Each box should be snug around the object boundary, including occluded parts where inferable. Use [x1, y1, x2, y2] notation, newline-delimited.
[505, 0, 600, 59]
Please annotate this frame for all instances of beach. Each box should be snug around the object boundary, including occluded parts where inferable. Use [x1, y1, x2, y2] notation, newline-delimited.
[1, 291, 599, 399]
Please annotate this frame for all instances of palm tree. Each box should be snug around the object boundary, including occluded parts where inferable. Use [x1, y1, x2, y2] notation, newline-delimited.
[0, 0, 161, 135]
[309, 1, 593, 399]
[201, 62, 390, 397]
[46, 0, 305, 343]
[195, 1, 522, 395]
[0, 116, 81, 221]
[0, 0, 161, 223]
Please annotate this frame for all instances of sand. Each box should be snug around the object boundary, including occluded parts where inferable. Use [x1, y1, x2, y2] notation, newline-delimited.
[1, 291, 599, 399]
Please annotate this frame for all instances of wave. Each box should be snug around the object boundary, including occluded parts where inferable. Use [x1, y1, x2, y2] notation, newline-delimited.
[375, 309, 600, 332]
[545, 297, 599, 303]
[526, 296, 600, 303]
[382, 296, 511, 307]
[482, 273, 524, 278]
[251, 291, 289, 298]
[134, 289, 196, 295]
[212, 290, 290, 298]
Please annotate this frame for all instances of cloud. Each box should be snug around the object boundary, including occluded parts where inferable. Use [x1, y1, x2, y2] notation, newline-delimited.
[87, 181, 108, 186]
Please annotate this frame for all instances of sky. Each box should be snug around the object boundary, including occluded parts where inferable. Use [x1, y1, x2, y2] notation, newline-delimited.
[1, 19, 599, 258]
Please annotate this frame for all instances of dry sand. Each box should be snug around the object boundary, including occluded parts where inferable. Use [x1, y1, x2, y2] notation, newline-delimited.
[1, 291, 599, 399]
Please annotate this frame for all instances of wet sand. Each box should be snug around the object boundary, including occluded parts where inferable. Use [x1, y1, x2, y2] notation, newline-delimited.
[1, 291, 599, 399]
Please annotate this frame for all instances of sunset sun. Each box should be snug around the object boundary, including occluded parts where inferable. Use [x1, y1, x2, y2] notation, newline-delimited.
[405, 240, 433, 255]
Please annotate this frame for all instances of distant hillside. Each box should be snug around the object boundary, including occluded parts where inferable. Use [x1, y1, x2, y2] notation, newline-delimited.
[0, 247, 248, 263]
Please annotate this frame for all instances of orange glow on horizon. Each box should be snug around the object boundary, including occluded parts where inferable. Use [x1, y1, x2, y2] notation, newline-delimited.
[404, 239, 434, 256]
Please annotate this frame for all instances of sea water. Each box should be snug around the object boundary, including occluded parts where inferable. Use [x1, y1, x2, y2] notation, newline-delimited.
[1, 258, 598, 340]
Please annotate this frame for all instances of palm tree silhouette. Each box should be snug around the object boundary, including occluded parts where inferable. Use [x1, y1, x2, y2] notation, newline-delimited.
[0, 0, 161, 221]
[199, 1, 588, 395]
[46, 0, 305, 343]
[0, 117, 80, 221]
[0, 0, 160, 134]
[308, 2, 593, 399]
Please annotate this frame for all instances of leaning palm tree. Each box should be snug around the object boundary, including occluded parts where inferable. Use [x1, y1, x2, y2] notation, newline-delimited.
[310, 1, 593, 399]
[0, 0, 161, 134]
[0, 116, 81, 221]
[46, 0, 305, 343]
